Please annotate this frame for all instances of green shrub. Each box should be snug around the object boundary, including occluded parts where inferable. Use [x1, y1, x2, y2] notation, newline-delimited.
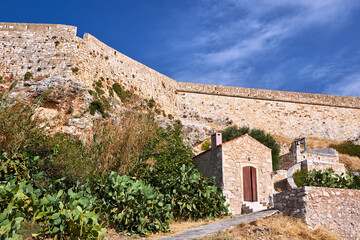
[112, 83, 132, 102]
[37, 68, 42, 72]
[54, 41, 60, 47]
[330, 142, 360, 158]
[95, 86, 105, 96]
[89, 100, 106, 117]
[0, 179, 106, 239]
[160, 165, 229, 220]
[201, 141, 211, 151]
[24, 72, 32, 80]
[294, 169, 360, 189]
[95, 80, 103, 88]
[88, 89, 98, 99]
[96, 172, 171, 235]
[293, 170, 308, 187]
[147, 98, 155, 108]
[221, 126, 280, 170]
[71, 67, 79, 73]
[28, 133, 88, 184]
[108, 87, 114, 97]
[135, 121, 194, 185]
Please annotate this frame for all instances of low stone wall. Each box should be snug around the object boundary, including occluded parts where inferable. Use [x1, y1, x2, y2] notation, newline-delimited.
[274, 186, 360, 240]
[301, 160, 345, 175]
[273, 170, 288, 191]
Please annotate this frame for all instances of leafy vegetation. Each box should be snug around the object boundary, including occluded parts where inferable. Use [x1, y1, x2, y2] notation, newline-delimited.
[160, 165, 228, 221]
[95, 173, 172, 234]
[0, 82, 229, 238]
[147, 98, 156, 108]
[112, 83, 132, 102]
[293, 169, 360, 189]
[330, 142, 360, 158]
[89, 100, 106, 117]
[135, 120, 194, 185]
[24, 72, 32, 81]
[54, 41, 60, 47]
[201, 140, 211, 151]
[221, 126, 281, 170]
[71, 67, 79, 73]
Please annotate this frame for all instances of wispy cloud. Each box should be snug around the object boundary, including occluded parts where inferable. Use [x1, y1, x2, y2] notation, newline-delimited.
[324, 74, 360, 97]
[165, 0, 360, 95]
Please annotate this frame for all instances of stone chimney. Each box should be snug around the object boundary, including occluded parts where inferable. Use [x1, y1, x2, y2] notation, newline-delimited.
[211, 132, 222, 150]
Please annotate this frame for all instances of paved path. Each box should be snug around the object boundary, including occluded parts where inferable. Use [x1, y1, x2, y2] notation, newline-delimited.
[159, 209, 279, 240]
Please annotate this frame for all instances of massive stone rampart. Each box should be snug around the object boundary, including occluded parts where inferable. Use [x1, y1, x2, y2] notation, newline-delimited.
[0, 22, 359, 143]
[177, 82, 360, 142]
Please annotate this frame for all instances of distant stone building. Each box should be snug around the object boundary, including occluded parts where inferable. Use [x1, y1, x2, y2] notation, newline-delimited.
[280, 138, 345, 175]
[193, 133, 274, 215]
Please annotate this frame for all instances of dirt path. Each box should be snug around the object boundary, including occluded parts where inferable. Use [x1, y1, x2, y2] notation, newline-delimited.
[158, 209, 279, 240]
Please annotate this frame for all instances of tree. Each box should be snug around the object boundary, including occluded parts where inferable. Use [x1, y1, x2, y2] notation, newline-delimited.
[221, 126, 280, 170]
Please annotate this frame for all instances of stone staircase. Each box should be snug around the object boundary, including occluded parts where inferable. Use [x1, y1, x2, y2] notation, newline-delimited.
[242, 201, 268, 213]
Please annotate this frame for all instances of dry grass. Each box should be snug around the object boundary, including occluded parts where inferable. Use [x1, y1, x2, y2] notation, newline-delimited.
[201, 214, 339, 240]
[86, 111, 157, 176]
[339, 154, 360, 172]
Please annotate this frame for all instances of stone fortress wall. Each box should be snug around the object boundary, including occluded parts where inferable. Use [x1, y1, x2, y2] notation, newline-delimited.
[0, 22, 180, 115]
[1, 22, 360, 143]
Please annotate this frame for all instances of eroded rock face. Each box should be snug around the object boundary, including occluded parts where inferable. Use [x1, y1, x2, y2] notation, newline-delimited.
[31, 76, 92, 114]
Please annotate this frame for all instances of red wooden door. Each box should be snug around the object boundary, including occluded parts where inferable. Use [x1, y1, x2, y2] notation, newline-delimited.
[243, 166, 258, 202]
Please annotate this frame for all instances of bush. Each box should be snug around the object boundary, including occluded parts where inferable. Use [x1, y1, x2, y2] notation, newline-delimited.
[112, 83, 132, 102]
[221, 126, 280, 170]
[201, 141, 211, 151]
[89, 100, 106, 117]
[71, 67, 79, 73]
[135, 120, 194, 185]
[0, 179, 106, 239]
[160, 165, 229, 220]
[147, 98, 155, 108]
[0, 83, 53, 155]
[294, 169, 360, 189]
[54, 41, 60, 47]
[330, 142, 360, 158]
[293, 170, 308, 187]
[96, 172, 171, 235]
[24, 72, 32, 80]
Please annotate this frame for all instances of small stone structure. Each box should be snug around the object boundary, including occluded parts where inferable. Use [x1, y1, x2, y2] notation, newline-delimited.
[193, 133, 274, 214]
[274, 186, 360, 240]
[279, 138, 345, 174]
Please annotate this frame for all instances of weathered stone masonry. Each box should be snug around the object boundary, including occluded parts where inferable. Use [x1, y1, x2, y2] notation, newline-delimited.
[274, 187, 360, 240]
[1, 22, 360, 144]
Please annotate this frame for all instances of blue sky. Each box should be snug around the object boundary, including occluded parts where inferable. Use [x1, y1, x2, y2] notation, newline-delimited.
[2, 0, 360, 96]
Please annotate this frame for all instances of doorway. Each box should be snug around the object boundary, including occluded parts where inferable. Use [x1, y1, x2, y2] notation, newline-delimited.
[243, 166, 257, 202]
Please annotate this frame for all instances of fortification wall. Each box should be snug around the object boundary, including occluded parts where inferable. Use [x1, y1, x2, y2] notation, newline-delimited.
[0, 22, 180, 115]
[0, 22, 359, 143]
[72, 33, 180, 114]
[177, 82, 360, 142]
[0, 22, 77, 80]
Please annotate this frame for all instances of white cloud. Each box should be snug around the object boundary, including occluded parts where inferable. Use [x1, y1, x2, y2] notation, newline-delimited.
[324, 74, 360, 97]
[169, 0, 359, 88]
